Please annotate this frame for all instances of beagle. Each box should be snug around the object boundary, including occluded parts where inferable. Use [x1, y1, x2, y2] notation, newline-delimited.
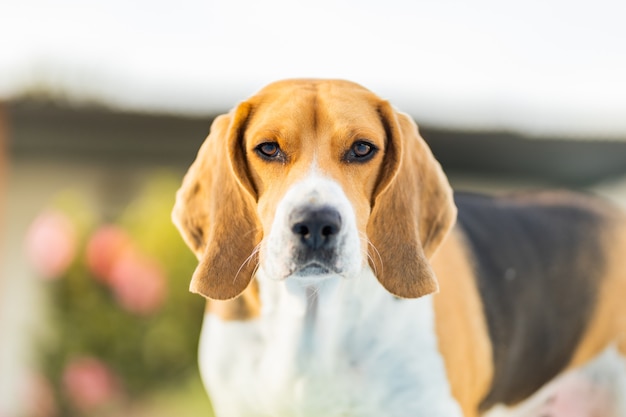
[172, 79, 626, 417]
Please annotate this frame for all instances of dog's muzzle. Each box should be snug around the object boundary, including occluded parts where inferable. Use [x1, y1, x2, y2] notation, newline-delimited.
[260, 176, 363, 282]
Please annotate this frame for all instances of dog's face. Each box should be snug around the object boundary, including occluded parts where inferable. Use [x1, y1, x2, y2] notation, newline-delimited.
[243, 82, 387, 282]
[173, 79, 456, 301]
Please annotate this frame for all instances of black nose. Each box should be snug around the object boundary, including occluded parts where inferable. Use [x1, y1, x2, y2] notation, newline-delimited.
[290, 207, 342, 250]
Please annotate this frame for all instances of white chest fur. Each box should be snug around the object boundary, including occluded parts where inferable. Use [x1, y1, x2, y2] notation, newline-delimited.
[198, 267, 463, 417]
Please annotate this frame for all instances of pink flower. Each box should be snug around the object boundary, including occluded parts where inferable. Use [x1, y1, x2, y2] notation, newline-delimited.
[22, 372, 57, 417]
[25, 210, 77, 279]
[108, 250, 167, 315]
[86, 224, 168, 315]
[85, 225, 133, 283]
[62, 357, 121, 412]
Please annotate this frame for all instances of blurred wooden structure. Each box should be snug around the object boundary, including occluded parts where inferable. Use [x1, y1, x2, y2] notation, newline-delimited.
[7, 99, 626, 187]
[0, 103, 6, 248]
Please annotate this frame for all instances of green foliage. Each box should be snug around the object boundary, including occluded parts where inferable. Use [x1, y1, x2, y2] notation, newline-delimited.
[35, 172, 205, 416]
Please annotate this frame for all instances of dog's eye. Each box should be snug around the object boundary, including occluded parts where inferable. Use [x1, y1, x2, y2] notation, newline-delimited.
[255, 142, 283, 160]
[345, 140, 377, 163]
[353, 142, 373, 157]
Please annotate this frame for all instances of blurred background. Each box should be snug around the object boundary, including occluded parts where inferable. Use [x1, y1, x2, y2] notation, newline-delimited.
[1, 0, 626, 416]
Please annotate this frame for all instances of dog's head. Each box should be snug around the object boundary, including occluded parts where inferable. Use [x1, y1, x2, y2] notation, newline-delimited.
[172, 79, 456, 301]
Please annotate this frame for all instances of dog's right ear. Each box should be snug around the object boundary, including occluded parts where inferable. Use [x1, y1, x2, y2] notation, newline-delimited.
[172, 103, 263, 300]
[367, 103, 457, 299]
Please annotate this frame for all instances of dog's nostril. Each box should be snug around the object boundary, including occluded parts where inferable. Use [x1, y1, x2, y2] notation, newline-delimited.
[322, 225, 337, 237]
[290, 207, 342, 250]
[293, 224, 310, 237]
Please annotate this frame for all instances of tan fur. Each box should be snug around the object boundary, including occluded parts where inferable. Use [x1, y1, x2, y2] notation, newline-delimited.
[432, 229, 494, 416]
[203, 281, 261, 320]
[172, 111, 263, 301]
[173, 79, 456, 311]
[173, 79, 626, 413]
[173, 79, 479, 408]
[366, 105, 456, 298]
[569, 208, 626, 366]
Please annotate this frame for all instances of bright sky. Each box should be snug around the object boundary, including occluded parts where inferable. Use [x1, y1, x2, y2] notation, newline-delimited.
[1, 0, 625, 137]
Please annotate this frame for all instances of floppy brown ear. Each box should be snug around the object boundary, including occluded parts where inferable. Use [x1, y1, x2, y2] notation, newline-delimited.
[172, 103, 262, 300]
[367, 103, 457, 299]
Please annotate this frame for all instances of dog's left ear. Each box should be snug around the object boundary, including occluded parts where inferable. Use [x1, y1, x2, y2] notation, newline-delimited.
[367, 102, 457, 299]
[172, 102, 262, 300]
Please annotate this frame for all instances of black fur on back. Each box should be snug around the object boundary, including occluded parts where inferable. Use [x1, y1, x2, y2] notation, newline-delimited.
[454, 191, 607, 410]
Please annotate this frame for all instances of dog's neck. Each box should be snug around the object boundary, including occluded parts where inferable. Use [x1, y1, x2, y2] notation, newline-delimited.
[253, 266, 441, 374]
[255, 268, 352, 372]
[199, 265, 463, 416]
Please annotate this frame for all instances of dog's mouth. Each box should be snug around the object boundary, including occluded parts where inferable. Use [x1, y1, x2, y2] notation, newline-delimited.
[293, 262, 337, 277]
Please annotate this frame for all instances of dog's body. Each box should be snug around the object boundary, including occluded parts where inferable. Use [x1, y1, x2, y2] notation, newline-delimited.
[173, 79, 626, 416]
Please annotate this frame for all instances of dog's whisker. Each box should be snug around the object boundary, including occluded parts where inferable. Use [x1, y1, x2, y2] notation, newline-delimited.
[233, 244, 262, 284]
[306, 285, 320, 308]
[359, 232, 382, 277]
[249, 248, 262, 278]
[241, 227, 262, 240]
[364, 252, 378, 276]
[250, 262, 261, 280]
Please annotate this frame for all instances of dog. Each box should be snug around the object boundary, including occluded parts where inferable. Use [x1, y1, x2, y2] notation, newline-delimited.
[172, 79, 626, 417]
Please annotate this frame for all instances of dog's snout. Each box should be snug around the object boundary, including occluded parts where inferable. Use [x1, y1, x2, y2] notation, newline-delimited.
[290, 207, 342, 250]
